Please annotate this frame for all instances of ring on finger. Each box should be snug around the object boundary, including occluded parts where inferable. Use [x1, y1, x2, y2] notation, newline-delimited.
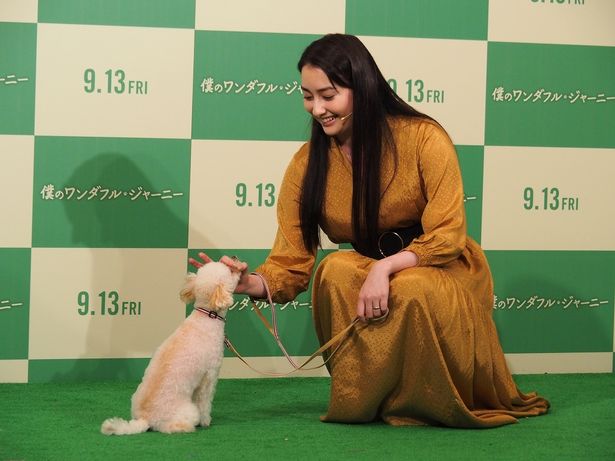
[368, 308, 389, 324]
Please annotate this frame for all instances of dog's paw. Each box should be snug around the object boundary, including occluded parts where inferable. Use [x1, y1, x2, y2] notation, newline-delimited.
[199, 416, 211, 427]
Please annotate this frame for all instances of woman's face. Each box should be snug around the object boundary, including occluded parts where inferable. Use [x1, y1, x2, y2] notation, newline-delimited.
[300, 64, 353, 145]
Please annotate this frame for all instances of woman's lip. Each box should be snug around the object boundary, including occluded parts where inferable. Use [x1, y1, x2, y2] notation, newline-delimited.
[320, 116, 337, 125]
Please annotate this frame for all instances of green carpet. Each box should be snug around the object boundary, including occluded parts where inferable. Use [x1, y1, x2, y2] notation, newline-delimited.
[1, 374, 613, 460]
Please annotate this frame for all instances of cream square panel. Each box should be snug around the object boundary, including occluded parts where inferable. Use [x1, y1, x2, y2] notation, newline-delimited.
[35, 24, 194, 138]
[0, 360, 28, 383]
[0, 0, 37, 22]
[489, 0, 615, 47]
[482, 146, 615, 250]
[29, 248, 188, 359]
[506, 352, 613, 374]
[191, 140, 320, 249]
[195, 0, 345, 34]
[360, 35, 487, 146]
[0, 135, 33, 247]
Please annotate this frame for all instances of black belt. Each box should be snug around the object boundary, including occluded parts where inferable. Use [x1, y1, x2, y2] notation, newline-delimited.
[351, 224, 423, 260]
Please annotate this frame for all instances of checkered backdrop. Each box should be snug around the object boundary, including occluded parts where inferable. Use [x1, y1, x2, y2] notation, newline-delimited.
[1, 0, 614, 383]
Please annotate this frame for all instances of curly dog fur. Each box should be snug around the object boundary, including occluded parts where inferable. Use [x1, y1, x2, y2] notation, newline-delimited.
[101, 261, 240, 435]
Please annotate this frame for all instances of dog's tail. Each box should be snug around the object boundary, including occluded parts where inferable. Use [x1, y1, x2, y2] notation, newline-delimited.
[101, 417, 149, 436]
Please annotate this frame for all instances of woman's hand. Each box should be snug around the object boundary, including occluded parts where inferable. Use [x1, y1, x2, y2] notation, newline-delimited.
[356, 250, 419, 321]
[357, 259, 392, 322]
[188, 252, 260, 297]
[188, 251, 213, 269]
[219, 255, 251, 293]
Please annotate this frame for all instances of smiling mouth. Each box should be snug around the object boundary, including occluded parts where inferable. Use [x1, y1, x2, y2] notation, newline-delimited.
[319, 116, 336, 125]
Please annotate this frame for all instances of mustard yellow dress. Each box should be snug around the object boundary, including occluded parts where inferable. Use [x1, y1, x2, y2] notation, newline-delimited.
[255, 117, 549, 427]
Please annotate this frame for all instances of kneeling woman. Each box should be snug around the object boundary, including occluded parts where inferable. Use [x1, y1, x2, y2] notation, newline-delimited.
[193, 33, 549, 427]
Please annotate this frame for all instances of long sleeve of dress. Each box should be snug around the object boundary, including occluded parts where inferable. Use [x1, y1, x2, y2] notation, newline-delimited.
[253, 144, 316, 303]
[406, 122, 467, 267]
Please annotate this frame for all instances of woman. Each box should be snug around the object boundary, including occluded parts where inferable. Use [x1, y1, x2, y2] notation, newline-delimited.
[191, 34, 549, 427]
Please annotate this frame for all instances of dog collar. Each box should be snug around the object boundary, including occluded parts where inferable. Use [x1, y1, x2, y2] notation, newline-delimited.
[194, 306, 226, 322]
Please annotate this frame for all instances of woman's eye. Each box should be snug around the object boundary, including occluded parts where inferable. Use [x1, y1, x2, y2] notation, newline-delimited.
[303, 96, 313, 101]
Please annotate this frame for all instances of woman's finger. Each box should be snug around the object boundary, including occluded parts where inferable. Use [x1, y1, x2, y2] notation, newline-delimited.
[365, 303, 373, 320]
[378, 296, 388, 315]
[219, 255, 247, 273]
[188, 257, 203, 269]
[188, 251, 213, 269]
[356, 299, 366, 322]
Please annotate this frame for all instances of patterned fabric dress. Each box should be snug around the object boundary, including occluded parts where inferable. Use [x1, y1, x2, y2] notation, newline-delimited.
[255, 117, 549, 427]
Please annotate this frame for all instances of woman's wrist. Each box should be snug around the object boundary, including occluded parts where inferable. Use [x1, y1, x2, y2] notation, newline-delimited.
[376, 250, 418, 275]
[244, 273, 267, 299]
[374, 258, 394, 276]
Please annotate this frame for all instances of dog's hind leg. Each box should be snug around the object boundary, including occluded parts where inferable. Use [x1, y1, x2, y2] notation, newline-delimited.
[195, 370, 219, 427]
[157, 402, 200, 433]
[158, 420, 195, 433]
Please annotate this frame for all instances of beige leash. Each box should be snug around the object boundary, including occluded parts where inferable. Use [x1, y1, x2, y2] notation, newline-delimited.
[224, 316, 362, 377]
[223, 272, 387, 377]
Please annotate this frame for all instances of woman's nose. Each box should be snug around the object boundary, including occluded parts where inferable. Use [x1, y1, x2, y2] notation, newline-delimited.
[312, 99, 326, 117]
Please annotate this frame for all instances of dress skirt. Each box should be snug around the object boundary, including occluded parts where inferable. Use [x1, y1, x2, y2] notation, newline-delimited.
[311, 241, 550, 427]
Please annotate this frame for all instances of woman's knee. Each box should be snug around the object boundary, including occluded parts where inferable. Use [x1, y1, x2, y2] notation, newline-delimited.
[390, 267, 440, 300]
[317, 251, 361, 280]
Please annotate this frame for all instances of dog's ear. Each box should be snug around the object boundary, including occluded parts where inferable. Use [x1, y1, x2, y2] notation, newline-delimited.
[179, 273, 197, 303]
[209, 283, 233, 309]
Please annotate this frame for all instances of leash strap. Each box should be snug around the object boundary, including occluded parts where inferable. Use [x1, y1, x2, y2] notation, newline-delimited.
[223, 272, 374, 376]
[249, 272, 300, 368]
[224, 316, 362, 377]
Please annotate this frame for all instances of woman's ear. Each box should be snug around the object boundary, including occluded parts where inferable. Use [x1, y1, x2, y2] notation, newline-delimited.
[179, 273, 197, 303]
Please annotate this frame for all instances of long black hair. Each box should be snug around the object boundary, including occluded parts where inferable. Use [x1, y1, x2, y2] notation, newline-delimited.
[297, 34, 428, 254]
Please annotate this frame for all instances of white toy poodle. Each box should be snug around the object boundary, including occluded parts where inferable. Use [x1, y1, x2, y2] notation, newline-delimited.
[101, 261, 240, 435]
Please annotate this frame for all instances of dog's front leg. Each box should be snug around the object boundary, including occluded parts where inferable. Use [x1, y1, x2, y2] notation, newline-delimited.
[195, 370, 219, 427]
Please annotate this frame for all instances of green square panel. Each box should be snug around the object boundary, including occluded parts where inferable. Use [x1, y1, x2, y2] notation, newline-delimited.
[0, 23, 36, 135]
[187, 248, 336, 357]
[0, 249, 30, 360]
[487, 250, 615, 354]
[32, 137, 190, 248]
[457, 145, 483, 244]
[192, 31, 318, 141]
[486, 42, 615, 148]
[346, 0, 488, 40]
[38, 0, 195, 28]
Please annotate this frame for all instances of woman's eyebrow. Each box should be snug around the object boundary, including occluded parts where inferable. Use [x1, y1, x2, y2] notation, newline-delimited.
[300, 85, 337, 93]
